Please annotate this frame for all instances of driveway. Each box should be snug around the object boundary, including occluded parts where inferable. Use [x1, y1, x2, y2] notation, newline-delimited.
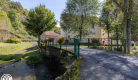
[77, 47, 138, 80]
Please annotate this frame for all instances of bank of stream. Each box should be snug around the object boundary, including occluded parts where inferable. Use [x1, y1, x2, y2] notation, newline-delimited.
[0, 57, 66, 80]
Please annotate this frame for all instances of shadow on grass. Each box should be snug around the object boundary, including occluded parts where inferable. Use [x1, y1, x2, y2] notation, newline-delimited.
[0, 45, 37, 67]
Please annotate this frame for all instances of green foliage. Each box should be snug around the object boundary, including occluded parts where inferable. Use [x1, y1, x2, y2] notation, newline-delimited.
[0, 11, 14, 32]
[61, 0, 100, 39]
[0, 0, 35, 40]
[60, 50, 68, 57]
[99, 0, 114, 38]
[56, 36, 65, 44]
[5, 36, 21, 44]
[24, 4, 56, 35]
[131, 46, 137, 50]
[25, 53, 43, 65]
[1, 55, 14, 61]
[90, 38, 100, 44]
[52, 26, 61, 34]
[48, 37, 54, 42]
[44, 39, 48, 43]
[7, 8, 20, 30]
[56, 58, 83, 80]
[24, 4, 56, 46]
[9, 1, 23, 13]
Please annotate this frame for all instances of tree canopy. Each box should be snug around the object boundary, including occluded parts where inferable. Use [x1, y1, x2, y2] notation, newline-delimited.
[24, 4, 57, 47]
[61, 0, 100, 39]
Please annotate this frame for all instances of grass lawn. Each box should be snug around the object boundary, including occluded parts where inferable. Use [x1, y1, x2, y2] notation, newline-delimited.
[0, 43, 33, 65]
[0, 43, 33, 55]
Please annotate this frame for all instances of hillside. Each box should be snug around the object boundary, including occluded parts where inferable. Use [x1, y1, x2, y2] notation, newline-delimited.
[0, 0, 36, 39]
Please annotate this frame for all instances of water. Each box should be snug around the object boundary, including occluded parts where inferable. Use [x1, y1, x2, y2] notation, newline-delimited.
[0, 57, 66, 80]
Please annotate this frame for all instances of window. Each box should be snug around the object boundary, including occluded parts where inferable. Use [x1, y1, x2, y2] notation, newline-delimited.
[103, 33, 105, 36]
[92, 33, 95, 38]
[92, 24, 95, 29]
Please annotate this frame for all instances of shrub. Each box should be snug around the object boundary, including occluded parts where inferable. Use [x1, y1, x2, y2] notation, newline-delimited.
[25, 53, 43, 65]
[56, 36, 65, 44]
[132, 46, 137, 50]
[90, 38, 100, 44]
[2, 55, 14, 61]
[5, 36, 21, 44]
[48, 37, 54, 42]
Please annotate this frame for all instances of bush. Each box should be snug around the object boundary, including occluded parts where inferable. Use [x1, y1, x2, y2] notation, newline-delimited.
[90, 38, 100, 44]
[132, 46, 137, 50]
[1, 55, 14, 61]
[25, 53, 43, 64]
[5, 36, 21, 44]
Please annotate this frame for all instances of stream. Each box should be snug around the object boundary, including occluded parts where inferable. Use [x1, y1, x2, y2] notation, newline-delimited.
[0, 57, 66, 80]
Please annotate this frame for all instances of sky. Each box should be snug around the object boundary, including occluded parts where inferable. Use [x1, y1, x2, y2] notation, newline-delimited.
[11, 0, 104, 27]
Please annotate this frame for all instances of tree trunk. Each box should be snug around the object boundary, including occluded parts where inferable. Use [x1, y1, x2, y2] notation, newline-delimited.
[80, 12, 84, 40]
[116, 25, 119, 49]
[123, 0, 128, 53]
[38, 33, 41, 48]
[80, 27, 82, 40]
[127, 0, 133, 54]
[127, 19, 131, 53]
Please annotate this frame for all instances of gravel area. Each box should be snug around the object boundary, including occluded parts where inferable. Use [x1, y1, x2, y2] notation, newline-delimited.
[77, 47, 138, 80]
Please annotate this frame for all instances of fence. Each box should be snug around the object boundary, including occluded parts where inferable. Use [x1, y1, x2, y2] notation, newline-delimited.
[42, 38, 80, 59]
[80, 38, 128, 53]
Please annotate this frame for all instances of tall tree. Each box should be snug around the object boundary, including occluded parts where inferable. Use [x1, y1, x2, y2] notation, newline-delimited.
[99, 0, 114, 41]
[113, 0, 134, 53]
[24, 4, 56, 47]
[111, 9, 123, 48]
[61, 0, 100, 40]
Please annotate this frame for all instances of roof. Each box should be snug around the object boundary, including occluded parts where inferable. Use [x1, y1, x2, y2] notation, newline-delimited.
[0, 20, 8, 30]
[44, 31, 60, 36]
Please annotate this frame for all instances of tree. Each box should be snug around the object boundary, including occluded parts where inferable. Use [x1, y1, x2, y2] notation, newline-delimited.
[99, 0, 114, 41]
[52, 27, 61, 34]
[0, 11, 14, 32]
[112, 0, 134, 53]
[61, 0, 100, 40]
[7, 8, 20, 30]
[111, 9, 124, 48]
[24, 4, 56, 47]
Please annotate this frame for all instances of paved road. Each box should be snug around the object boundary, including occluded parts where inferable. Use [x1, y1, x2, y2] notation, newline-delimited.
[77, 47, 138, 80]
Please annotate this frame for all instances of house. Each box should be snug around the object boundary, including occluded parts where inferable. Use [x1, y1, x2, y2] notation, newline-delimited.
[61, 24, 113, 39]
[40, 31, 60, 40]
[0, 20, 8, 42]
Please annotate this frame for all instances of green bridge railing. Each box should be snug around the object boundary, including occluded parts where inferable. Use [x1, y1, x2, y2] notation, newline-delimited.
[42, 39, 80, 59]
[80, 38, 128, 53]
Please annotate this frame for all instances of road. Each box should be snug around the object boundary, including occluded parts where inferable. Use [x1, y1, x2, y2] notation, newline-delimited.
[77, 47, 138, 80]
